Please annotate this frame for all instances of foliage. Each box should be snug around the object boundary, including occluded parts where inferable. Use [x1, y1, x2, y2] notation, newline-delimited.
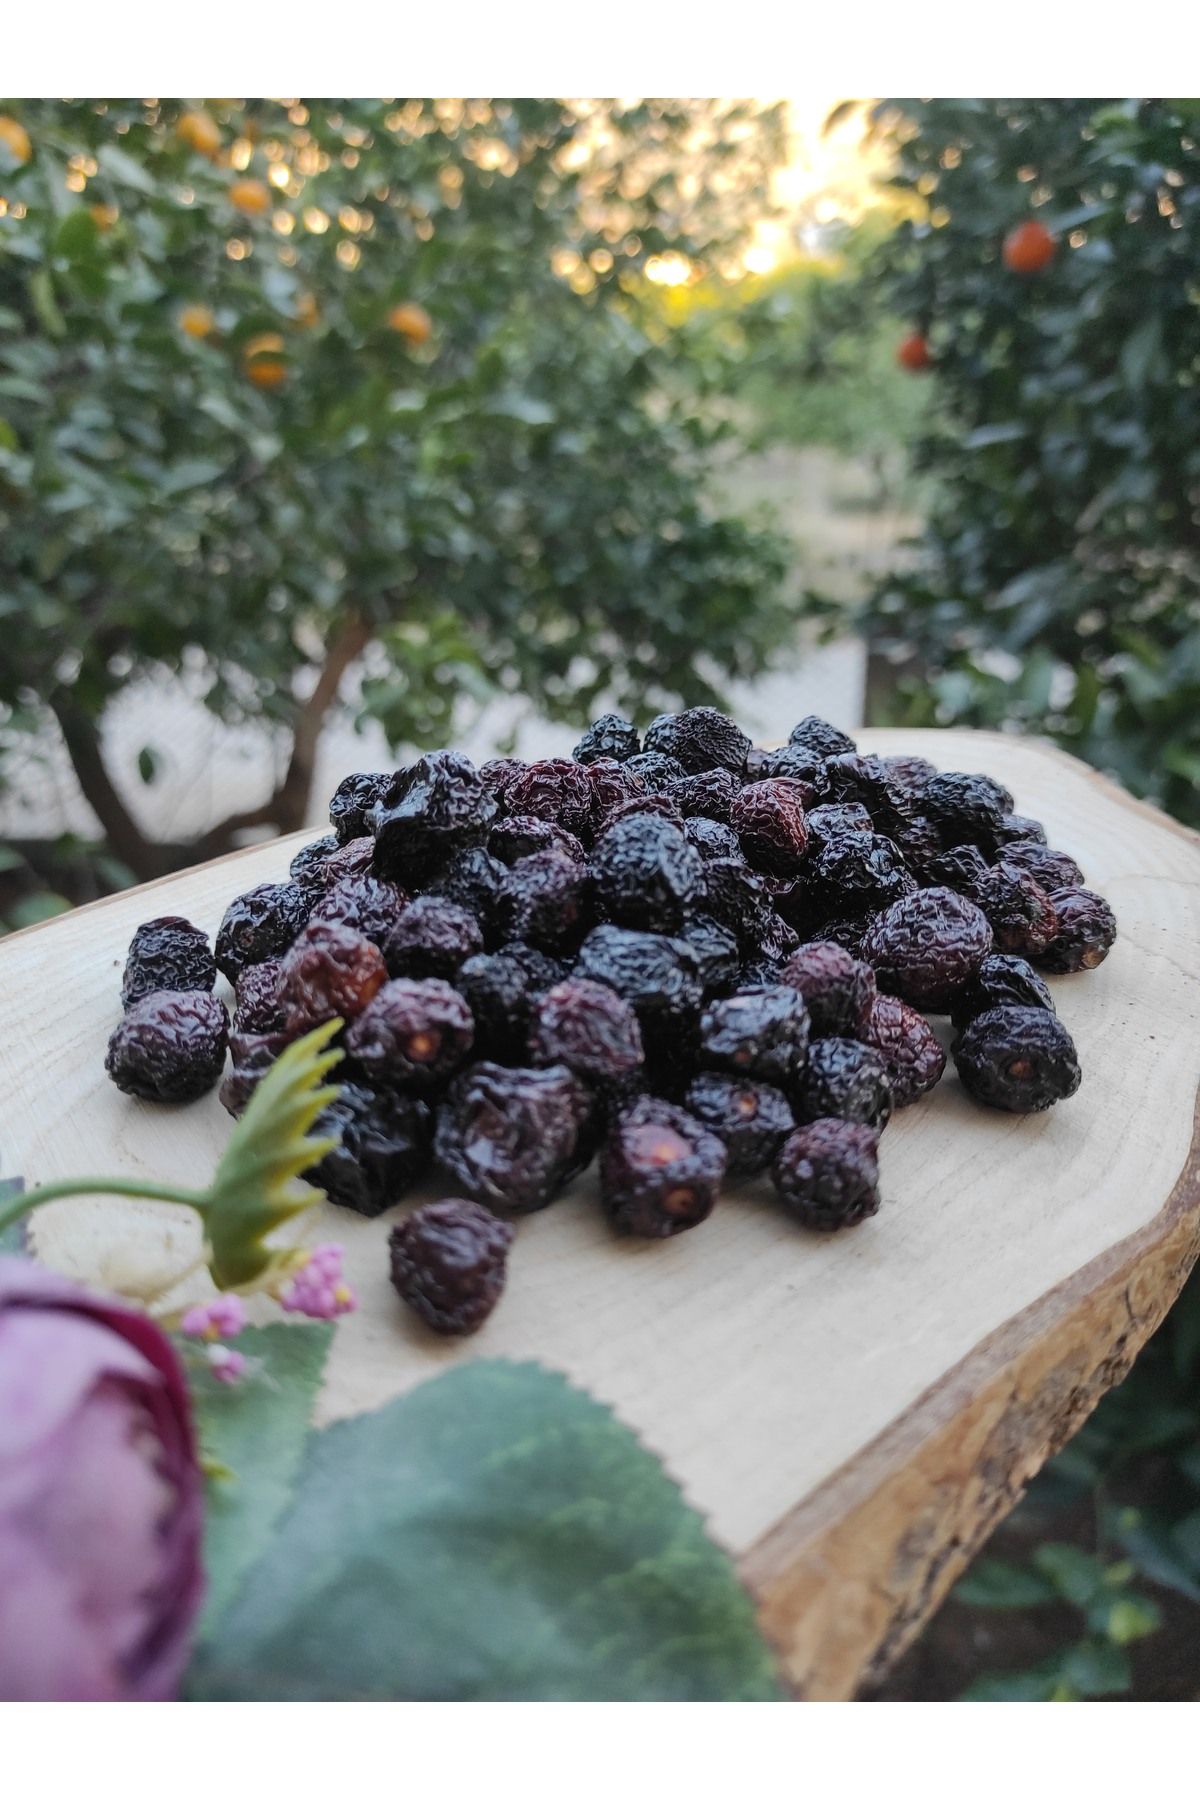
[862, 99, 1200, 826]
[187, 1357, 783, 1701]
[0, 98, 790, 874]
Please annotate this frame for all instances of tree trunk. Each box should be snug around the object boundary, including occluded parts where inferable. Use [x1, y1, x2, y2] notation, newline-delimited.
[48, 695, 173, 883]
[50, 613, 374, 882]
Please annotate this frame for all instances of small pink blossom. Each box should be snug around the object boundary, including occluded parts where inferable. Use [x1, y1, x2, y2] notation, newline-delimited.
[180, 1294, 247, 1342]
[205, 1345, 248, 1385]
[278, 1244, 358, 1321]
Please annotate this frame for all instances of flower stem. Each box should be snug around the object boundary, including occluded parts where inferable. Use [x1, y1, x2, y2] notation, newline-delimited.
[0, 1176, 204, 1236]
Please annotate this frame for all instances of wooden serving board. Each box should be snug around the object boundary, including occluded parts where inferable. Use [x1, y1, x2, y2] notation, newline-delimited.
[3, 729, 1199, 1698]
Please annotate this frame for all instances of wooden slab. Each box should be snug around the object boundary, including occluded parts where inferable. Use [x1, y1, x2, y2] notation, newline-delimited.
[2, 729, 1199, 1698]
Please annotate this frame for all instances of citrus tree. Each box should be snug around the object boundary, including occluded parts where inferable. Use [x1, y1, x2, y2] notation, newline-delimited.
[862, 98, 1200, 826]
[0, 98, 789, 878]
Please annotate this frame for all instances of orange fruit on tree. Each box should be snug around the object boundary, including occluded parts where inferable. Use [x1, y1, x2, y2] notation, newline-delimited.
[177, 110, 221, 159]
[0, 116, 32, 165]
[387, 302, 433, 345]
[243, 331, 287, 387]
[294, 292, 320, 328]
[229, 177, 271, 216]
[896, 331, 932, 372]
[1002, 219, 1057, 274]
[246, 358, 287, 389]
[179, 304, 216, 339]
[89, 203, 119, 231]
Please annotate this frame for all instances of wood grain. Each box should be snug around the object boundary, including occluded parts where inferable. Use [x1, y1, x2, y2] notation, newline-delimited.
[2, 729, 1198, 1698]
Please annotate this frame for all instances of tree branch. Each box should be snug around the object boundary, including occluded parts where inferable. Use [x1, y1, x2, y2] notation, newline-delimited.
[191, 612, 373, 860]
[48, 693, 171, 883]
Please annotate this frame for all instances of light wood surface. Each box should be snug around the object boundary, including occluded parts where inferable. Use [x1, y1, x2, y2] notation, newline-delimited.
[3, 729, 1199, 1698]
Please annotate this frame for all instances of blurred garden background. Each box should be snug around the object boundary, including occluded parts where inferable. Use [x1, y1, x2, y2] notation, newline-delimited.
[2, 95, 1199, 1699]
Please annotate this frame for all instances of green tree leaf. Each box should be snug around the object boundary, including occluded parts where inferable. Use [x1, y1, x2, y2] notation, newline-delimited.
[191, 1321, 334, 1637]
[186, 1359, 783, 1701]
[954, 1557, 1057, 1609]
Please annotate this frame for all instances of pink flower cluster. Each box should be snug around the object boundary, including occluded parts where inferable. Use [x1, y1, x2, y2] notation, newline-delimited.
[180, 1294, 246, 1342]
[279, 1244, 358, 1321]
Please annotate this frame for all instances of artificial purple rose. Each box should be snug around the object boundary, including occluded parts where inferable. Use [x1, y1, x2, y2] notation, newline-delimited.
[0, 1258, 205, 1700]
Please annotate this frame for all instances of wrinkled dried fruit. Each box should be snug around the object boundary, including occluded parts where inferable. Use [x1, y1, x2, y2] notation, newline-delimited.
[329, 771, 389, 844]
[953, 1005, 1081, 1112]
[493, 849, 594, 953]
[373, 751, 497, 884]
[791, 1037, 893, 1130]
[232, 959, 285, 1034]
[781, 941, 876, 1038]
[435, 1061, 591, 1213]
[665, 768, 739, 823]
[479, 757, 526, 811]
[218, 1029, 289, 1118]
[788, 715, 856, 759]
[643, 706, 751, 776]
[861, 994, 946, 1106]
[684, 1073, 794, 1177]
[389, 1199, 514, 1335]
[927, 844, 990, 894]
[624, 750, 688, 794]
[308, 873, 408, 949]
[455, 945, 565, 1064]
[121, 916, 216, 1010]
[575, 923, 704, 1052]
[106, 992, 229, 1104]
[949, 953, 1055, 1030]
[572, 713, 640, 766]
[821, 753, 913, 837]
[383, 894, 484, 981]
[683, 816, 743, 862]
[489, 813, 587, 867]
[729, 778, 810, 876]
[425, 847, 506, 930]
[589, 812, 703, 933]
[279, 921, 388, 1033]
[504, 757, 595, 842]
[345, 977, 475, 1090]
[289, 832, 341, 889]
[528, 977, 644, 1086]
[1036, 887, 1118, 974]
[997, 841, 1084, 890]
[969, 862, 1058, 958]
[698, 984, 810, 1087]
[805, 831, 917, 921]
[803, 802, 873, 849]
[772, 1119, 880, 1231]
[678, 913, 741, 997]
[922, 770, 1014, 846]
[599, 1095, 726, 1237]
[214, 881, 313, 982]
[304, 1081, 432, 1215]
[861, 886, 992, 1011]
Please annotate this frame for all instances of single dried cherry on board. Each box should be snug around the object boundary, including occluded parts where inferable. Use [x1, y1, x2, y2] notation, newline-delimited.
[214, 881, 314, 982]
[389, 1199, 514, 1336]
[953, 1005, 1082, 1112]
[304, 1081, 432, 1216]
[599, 1094, 726, 1237]
[772, 1119, 881, 1232]
[383, 894, 484, 981]
[791, 1037, 894, 1130]
[528, 977, 644, 1087]
[729, 778, 810, 876]
[684, 1072, 794, 1177]
[279, 921, 388, 1033]
[345, 977, 475, 1090]
[1035, 887, 1118, 974]
[328, 770, 389, 844]
[643, 706, 751, 776]
[860, 886, 993, 1012]
[860, 994, 947, 1107]
[571, 713, 640, 766]
[106, 991, 229, 1104]
[373, 750, 497, 885]
[780, 941, 876, 1038]
[589, 812, 703, 934]
[493, 849, 595, 954]
[121, 915, 216, 1010]
[697, 984, 810, 1088]
[503, 757, 595, 842]
[434, 1061, 592, 1214]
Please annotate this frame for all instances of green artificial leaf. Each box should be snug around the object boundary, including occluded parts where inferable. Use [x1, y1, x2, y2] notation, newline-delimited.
[186, 1359, 783, 1701]
[954, 1557, 1058, 1610]
[192, 1321, 334, 1637]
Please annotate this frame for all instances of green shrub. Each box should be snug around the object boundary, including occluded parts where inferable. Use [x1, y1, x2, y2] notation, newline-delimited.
[862, 98, 1200, 826]
[0, 99, 789, 876]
